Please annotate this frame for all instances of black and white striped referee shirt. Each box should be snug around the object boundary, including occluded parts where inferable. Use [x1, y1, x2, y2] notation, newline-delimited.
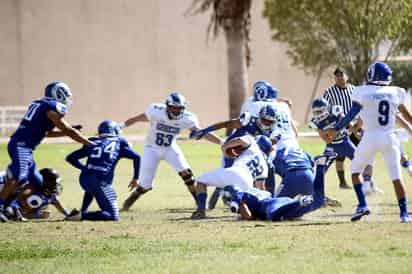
[322, 84, 355, 115]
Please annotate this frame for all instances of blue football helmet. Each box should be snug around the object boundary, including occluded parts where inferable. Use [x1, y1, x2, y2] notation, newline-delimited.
[311, 98, 330, 122]
[98, 120, 120, 137]
[258, 105, 277, 131]
[44, 81, 72, 105]
[253, 81, 278, 101]
[367, 62, 392, 85]
[256, 135, 273, 155]
[166, 92, 186, 120]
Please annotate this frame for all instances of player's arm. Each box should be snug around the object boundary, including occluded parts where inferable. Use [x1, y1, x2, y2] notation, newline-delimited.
[190, 126, 222, 145]
[327, 101, 362, 139]
[317, 129, 334, 144]
[120, 144, 141, 190]
[121, 113, 148, 128]
[396, 112, 412, 135]
[254, 179, 266, 190]
[47, 110, 94, 146]
[238, 201, 254, 220]
[190, 119, 242, 139]
[291, 119, 299, 138]
[277, 97, 292, 108]
[66, 147, 91, 171]
[46, 125, 83, 137]
[51, 197, 70, 217]
[398, 104, 412, 130]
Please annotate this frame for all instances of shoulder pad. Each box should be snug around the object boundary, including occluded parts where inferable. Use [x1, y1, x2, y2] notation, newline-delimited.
[239, 111, 252, 127]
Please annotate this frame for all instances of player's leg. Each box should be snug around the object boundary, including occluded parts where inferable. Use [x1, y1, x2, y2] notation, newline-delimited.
[208, 156, 234, 210]
[350, 137, 376, 221]
[265, 166, 276, 197]
[275, 169, 314, 198]
[334, 138, 355, 189]
[121, 146, 159, 211]
[399, 144, 412, 177]
[191, 168, 233, 219]
[82, 184, 119, 221]
[277, 151, 337, 219]
[164, 145, 198, 205]
[382, 135, 410, 222]
[81, 192, 94, 213]
[0, 144, 34, 222]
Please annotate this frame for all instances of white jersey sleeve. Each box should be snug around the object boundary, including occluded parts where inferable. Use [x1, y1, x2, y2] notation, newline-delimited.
[180, 111, 199, 130]
[145, 103, 163, 121]
[351, 87, 363, 104]
[397, 87, 407, 106]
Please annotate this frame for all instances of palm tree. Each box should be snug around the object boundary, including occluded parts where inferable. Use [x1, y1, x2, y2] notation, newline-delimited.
[187, 0, 252, 123]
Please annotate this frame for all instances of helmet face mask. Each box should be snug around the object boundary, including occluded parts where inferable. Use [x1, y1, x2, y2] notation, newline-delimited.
[40, 168, 62, 196]
[258, 105, 277, 131]
[44, 81, 73, 106]
[311, 98, 330, 122]
[166, 92, 186, 120]
[98, 120, 120, 137]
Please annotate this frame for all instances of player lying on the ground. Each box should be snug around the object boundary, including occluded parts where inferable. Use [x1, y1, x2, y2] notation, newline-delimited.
[0, 81, 94, 222]
[65, 120, 140, 221]
[327, 62, 412, 223]
[0, 168, 70, 221]
[191, 135, 273, 219]
[225, 151, 337, 221]
[266, 146, 341, 207]
[120, 92, 222, 211]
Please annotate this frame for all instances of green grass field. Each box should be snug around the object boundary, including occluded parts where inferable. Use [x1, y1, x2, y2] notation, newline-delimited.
[0, 139, 412, 274]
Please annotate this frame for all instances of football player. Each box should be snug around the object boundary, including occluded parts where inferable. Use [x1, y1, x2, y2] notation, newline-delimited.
[4, 168, 69, 221]
[65, 120, 141, 221]
[0, 81, 94, 222]
[119, 92, 222, 211]
[191, 135, 273, 219]
[327, 62, 412, 222]
[225, 151, 336, 221]
[190, 105, 277, 207]
[241, 81, 299, 150]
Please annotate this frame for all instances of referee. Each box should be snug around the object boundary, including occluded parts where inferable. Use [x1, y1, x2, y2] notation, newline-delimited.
[322, 67, 359, 189]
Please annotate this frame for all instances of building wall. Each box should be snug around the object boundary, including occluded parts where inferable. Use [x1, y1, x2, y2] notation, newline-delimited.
[0, 0, 333, 133]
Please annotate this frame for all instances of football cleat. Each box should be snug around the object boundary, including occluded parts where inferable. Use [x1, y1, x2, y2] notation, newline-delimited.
[299, 195, 314, 207]
[191, 209, 206, 220]
[363, 181, 383, 196]
[400, 214, 411, 223]
[350, 206, 371, 222]
[0, 211, 8, 223]
[65, 209, 82, 221]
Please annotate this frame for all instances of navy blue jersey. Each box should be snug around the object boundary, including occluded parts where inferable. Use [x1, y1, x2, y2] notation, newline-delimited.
[310, 107, 348, 143]
[66, 136, 140, 184]
[228, 116, 272, 141]
[11, 99, 67, 149]
[270, 147, 313, 178]
[233, 189, 294, 220]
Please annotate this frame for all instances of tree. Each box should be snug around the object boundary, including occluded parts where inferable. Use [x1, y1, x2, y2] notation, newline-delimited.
[389, 62, 412, 90]
[263, 0, 412, 85]
[187, 0, 252, 122]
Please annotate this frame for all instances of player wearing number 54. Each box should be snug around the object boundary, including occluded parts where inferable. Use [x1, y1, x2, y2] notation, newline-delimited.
[119, 92, 222, 211]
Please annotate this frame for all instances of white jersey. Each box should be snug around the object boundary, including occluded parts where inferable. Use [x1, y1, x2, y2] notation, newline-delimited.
[352, 85, 406, 133]
[230, 135, 269, 181]
[241, 97, 298, 150]
[145, 103, 199, 148]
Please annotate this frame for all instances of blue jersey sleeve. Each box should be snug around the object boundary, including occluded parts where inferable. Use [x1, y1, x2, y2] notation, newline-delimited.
[119, 139, 141, 179]
[66, 145, 93, 171]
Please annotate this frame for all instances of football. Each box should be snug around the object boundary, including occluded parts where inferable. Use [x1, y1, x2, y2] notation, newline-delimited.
[225, 145, 244, 158]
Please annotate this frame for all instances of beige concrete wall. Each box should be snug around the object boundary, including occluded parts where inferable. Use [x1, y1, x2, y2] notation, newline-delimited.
[0, 0, 333, 133]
